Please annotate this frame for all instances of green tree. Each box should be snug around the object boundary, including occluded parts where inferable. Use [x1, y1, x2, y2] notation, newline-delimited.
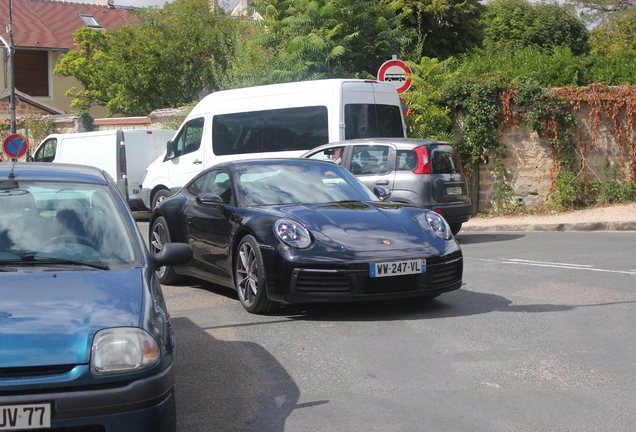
[397, 0, 485, 60]
[483, 0, 590, 55]
[55, 0, 250, 115]
[249, 0, 413, 82]
[401, 56, 456, 140]
[590, 7, 636, 56]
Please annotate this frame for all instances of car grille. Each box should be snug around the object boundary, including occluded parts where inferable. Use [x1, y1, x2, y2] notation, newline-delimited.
[0, 365, 75, 378]
[292, 253, 462, 295]
[294, 270, 351, 292]
[365, 274, 419, 292]
[429, 255, 463, 288]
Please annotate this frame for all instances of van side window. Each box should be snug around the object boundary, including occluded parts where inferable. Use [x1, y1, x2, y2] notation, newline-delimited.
[173, 118, 204, 158]
[212, 106, 328, 156]
[33, 139, 57, 162]
[345, 104, 403, 139]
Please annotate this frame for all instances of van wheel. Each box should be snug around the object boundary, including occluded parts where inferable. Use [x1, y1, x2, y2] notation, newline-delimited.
[449, 223, 462, 236]
[150, 216, 185, 285]
[152, 189, 172, 210]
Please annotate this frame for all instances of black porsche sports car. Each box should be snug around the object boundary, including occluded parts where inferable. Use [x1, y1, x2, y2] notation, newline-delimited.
[149, 159, 463, 314]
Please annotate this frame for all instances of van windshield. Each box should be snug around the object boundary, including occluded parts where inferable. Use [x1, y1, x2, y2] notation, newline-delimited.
[345, 104, 404, 139]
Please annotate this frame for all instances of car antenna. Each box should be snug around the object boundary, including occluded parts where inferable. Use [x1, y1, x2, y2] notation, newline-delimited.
[8, 158, 17, 179]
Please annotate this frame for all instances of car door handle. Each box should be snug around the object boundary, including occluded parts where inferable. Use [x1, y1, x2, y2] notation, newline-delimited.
[193, 159, 203, 165]
[375, 180, 389, 186]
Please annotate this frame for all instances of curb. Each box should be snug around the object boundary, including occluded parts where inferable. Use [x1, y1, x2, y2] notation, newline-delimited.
[461, 220, 636, 232]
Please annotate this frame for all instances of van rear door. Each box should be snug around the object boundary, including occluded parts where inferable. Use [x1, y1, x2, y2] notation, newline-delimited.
[341, 81, 406, 140]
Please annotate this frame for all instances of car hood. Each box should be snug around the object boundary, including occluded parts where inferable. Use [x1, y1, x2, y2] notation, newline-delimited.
[0, 268, 143, 368]
[271, 201, 438, 252]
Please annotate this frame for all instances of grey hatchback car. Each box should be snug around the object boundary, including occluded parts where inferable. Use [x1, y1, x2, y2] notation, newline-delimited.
[301, 138, 472, 235]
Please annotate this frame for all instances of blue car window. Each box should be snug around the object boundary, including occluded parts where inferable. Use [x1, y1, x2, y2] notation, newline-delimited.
[0, 182, 138, 264]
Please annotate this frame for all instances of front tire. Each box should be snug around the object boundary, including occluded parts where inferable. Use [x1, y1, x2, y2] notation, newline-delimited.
[235, 235, 278, 314]
[152, 189, 173, 210]
[150, 216, 185, 285]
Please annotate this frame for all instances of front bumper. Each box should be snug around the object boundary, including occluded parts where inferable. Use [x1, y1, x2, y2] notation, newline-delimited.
[0, 364, 174, 432]
[264, 251, 463, 304]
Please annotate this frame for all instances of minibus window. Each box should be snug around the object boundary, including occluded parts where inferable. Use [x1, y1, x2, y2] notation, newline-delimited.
[212, 106, 328, 156]
[344, 104, 404, 139]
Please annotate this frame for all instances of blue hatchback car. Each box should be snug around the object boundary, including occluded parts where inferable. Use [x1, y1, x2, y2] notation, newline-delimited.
[0, 163, 191, 431]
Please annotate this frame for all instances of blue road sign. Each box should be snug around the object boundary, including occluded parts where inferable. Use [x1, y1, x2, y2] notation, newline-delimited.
[3, 134, 28, 159]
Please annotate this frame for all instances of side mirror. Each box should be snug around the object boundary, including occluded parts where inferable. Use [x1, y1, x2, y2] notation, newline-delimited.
[196, 192, 223, 205]
[164, 140, 176, 161]
[26, 156, 34, 162]
[152, 242, 193, 268]
[373, 186, 392, 200]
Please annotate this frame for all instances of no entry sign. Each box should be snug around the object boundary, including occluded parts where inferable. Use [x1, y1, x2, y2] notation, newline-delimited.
[3, 134, 28, 159]
[377, 59, 412, 94]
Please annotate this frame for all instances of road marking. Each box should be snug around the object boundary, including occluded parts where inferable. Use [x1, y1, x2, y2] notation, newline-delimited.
[472, 258, 636, 276]
[505, 258, 593, 268]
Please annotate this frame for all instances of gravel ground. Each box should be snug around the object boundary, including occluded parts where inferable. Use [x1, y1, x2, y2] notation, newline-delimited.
[462, 202, 636, 232]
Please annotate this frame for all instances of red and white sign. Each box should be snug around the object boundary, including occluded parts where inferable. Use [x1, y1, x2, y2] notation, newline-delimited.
[377, 59, 412, 94]
[3, 134, 28, 159]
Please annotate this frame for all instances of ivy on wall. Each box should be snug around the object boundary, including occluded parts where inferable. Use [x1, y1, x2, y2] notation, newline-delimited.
[430, 79, 636, 213]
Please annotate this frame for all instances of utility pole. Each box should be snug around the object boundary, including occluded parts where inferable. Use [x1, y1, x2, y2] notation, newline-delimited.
[8, 0, 16, 134]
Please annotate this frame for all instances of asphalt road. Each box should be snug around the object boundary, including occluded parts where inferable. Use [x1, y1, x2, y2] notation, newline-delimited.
[138, 221, 636, 431]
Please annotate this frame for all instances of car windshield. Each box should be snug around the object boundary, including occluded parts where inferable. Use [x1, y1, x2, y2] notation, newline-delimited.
[237, 163, 378, 207]
[0, 181, 139, 265]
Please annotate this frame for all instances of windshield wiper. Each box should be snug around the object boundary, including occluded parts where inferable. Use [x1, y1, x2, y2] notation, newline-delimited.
[6, 255, 110, 270]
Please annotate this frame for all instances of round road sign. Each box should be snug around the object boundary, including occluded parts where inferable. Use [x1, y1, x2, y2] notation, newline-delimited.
[377, 59, 412, 94]
[3, 134, 28, 159]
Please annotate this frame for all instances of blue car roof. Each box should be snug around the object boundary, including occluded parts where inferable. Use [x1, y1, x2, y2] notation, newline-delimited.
[0, 162, 109, 185]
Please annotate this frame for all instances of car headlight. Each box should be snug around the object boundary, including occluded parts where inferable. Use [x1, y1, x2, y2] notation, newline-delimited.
[416, 211, 452, 240]
[274, 219, 312, 249]
[91, 328, 160, 376]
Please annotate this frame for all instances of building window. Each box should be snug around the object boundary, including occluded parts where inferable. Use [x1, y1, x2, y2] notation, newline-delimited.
[14, 50, 49, 97]
[79, 14, 101, 28]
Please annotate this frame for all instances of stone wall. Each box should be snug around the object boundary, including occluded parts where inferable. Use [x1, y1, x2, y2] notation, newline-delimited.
[475, 103, 635, 212]
[0, 98, 53, 118]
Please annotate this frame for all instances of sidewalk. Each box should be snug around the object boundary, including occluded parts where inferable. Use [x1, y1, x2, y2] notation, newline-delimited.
[460, 202, 636, 232]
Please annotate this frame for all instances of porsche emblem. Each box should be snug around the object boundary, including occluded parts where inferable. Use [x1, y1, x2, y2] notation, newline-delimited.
[382, 240, 391, 245]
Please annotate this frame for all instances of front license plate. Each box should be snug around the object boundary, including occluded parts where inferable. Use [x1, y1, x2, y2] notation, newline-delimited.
[370, 259, 426, 278]
[0, 403, 51, 430]
[446, 186, 462, 195]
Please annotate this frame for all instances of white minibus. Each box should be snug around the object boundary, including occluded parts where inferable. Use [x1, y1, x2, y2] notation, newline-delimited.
[141, 79, 406, 209]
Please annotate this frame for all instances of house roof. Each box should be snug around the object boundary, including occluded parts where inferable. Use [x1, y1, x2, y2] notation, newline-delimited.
[0, 0, 136, 51]
[0, 88, 66, 114]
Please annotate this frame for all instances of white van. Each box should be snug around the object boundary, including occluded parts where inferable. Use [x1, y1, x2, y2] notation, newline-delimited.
[31, 129, 175, 210]
[141, 79, 406, 209]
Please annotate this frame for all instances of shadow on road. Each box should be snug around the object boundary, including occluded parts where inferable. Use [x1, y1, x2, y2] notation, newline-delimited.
[455, 232, 526, 244]
[275, 288, 588, 322]
[172, 316, 316, 431]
